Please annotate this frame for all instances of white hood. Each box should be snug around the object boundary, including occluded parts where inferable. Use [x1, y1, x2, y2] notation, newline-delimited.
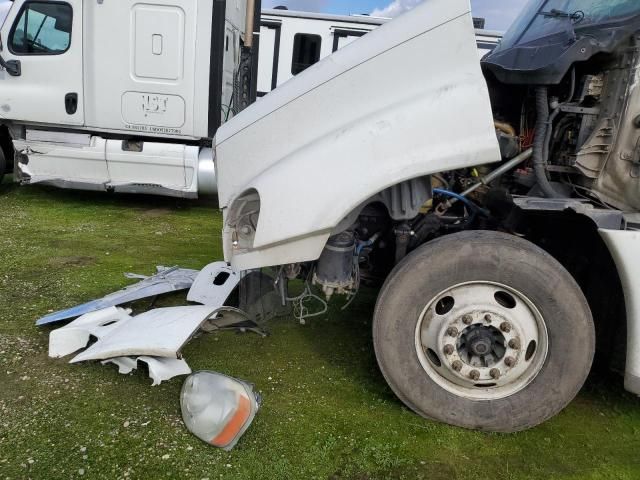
[216, 0, 500, 270]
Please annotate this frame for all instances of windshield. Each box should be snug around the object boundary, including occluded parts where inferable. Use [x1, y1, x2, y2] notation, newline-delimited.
[498, 0, 640, 51]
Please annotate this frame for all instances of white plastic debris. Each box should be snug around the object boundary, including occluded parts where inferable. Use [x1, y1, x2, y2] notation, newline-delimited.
[101, 357, 192, 386]
[187, 262, 240, 306]
[49, 307, 132, 358]
[70, 306, 218, 362]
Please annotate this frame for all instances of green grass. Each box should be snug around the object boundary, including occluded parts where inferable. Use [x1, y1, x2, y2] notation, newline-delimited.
[2, 178, 640, 479]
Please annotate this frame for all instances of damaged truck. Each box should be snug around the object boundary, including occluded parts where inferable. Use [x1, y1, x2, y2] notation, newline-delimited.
[0, 0, 261, 196]
[0, 0, 500, 198]
[213, 0, 640, 432]
[32, 0, 640, 434]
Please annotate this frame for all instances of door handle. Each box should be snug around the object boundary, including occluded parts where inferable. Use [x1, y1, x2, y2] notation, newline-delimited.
[65, 93, 78, 115]
[0, 55, 20, 76]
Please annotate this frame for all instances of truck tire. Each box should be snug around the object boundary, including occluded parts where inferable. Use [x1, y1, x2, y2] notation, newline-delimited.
[373, 230, 594, 432]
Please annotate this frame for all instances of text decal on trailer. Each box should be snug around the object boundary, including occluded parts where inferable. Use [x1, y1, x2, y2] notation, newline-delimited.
[122, 91, 187, 130]
[124, 124, 183, 135]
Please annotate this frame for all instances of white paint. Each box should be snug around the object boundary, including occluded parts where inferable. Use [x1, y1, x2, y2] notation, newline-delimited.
[187, 262, 240, 306]
[70, 306, 218, 362]
[49, 307, 132, 358]
[102, 356, 192, 386]
[106, 140, 198, 191]
[101, 357, 138, 375]
[600, 229, 640, 395]
[14, 135, 201, 196]
[140, 357, 192, 386]
[217, 0, 501, 270]
[14, 136, 109, 186]
[82, 0, 207, 139]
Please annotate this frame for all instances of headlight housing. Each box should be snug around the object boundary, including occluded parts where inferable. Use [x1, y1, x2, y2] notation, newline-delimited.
[226, 190, 260, 251]
[180, 371, 261, 451]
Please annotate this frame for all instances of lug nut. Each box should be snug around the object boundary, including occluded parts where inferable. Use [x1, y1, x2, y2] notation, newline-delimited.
[462, 315, 473, 325]
[500, 322, 512, 333]
[469, 370, 480, 381]
[504, 356, 516, 368]
[490, 368, 501, 379]
[452, 360, 463, 372]
[508, 338, 521, 350]
[484, 314, 493, 323]
[443, 344, 455, 355]
[446, 327, 459, 337]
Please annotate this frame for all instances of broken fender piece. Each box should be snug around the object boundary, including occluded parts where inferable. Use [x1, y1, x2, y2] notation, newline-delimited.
[101, 357, 138, 374]
[36, 266, 199, 326]
[181, 372, 260, 451]
[49, 307, 132, 358]
[70, 306, 218, 362]
[101, 357, 192, 386]
[187, 262, 240, 306]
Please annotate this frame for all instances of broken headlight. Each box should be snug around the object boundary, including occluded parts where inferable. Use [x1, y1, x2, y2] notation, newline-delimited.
[180, 371, 260, 451]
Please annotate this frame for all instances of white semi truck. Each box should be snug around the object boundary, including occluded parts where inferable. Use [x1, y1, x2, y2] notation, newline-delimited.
[8, 0, 640, 434]
[215, 0, 640, 432]
[0, 0, 261, 197]
[0, 1, 500, 197]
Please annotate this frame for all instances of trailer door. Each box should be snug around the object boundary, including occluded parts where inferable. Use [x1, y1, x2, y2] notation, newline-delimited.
[0, 0, 84, 126]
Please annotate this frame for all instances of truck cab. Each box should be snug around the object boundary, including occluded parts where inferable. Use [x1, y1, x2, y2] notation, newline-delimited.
[0, 0, 260, 197]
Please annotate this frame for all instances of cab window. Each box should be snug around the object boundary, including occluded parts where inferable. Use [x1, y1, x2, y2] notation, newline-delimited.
[9, 2, 72, 55]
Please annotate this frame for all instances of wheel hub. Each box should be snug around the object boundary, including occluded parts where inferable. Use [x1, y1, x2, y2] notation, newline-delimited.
[415, 282, 548, 400]
[460, 325, 505, 363]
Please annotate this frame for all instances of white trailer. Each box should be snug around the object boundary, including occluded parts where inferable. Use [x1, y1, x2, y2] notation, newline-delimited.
[0, 0, 261, 198]
[257, 8, 502, 97]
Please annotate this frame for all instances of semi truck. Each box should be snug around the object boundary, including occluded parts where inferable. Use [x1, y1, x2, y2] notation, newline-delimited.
[0, 0, 261, 197]
[0, 1, 500, 197]
[215, 0, 640, 432]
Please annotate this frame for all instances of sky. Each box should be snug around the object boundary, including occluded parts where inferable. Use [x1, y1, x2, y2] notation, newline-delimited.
[262, 0, 531, 31]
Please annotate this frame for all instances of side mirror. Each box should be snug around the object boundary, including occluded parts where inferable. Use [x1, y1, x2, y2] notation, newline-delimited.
[5, 59, 21, 77]
[0, 55, 20, 76]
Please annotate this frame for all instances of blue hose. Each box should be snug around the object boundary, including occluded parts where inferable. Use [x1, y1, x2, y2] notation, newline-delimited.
[433, 188, 488, 218]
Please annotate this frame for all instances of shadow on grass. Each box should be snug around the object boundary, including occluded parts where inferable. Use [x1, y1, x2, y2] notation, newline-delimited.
[1, 176, 219, 211]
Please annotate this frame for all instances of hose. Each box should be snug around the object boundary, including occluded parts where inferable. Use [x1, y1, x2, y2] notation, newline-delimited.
[533, 87, 565, 198]
[433, 188, 489, 221]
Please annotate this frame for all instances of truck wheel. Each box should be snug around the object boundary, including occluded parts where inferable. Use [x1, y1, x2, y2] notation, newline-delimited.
[373, 230, 594, 432]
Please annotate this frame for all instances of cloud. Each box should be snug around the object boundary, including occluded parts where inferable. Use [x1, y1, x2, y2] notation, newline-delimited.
[262, 0, 329, 12]
[370, 0, 529, 30]
[371, 0, 422, 18]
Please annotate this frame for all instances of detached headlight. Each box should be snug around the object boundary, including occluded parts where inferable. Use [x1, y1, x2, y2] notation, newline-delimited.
[180, 371, 261, 451]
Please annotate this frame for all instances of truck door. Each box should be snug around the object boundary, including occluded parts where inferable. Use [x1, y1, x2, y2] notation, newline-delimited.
[0, 0, 84, 126]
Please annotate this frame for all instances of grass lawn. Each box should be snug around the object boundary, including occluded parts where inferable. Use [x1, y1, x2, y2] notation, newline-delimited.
[2, 178, 640, 480]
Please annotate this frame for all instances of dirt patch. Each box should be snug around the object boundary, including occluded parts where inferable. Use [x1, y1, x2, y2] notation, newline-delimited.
[141, 208, 174, 218]
[49, 256, 96, 267]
